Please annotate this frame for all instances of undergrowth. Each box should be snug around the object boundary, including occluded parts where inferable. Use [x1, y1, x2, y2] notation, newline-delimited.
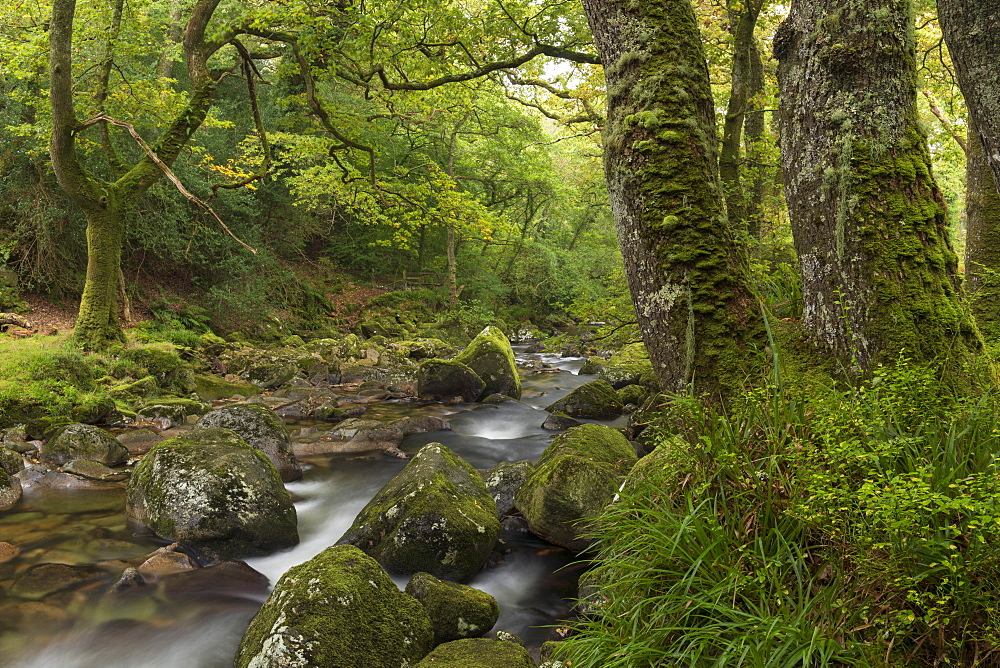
[555, 359, 1000, 666]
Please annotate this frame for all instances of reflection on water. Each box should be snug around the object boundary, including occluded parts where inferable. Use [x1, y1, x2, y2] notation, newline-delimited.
[3, 348, 598, 665]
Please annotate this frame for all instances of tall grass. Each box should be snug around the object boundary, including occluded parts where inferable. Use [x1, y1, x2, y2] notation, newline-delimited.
[555, 361, 1000, 666]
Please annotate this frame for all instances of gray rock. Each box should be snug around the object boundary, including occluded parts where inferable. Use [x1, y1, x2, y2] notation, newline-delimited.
[417, 359, 486, 403]
[341, 443, 500, 582]
[195, 403, 301, 482]
[544, 379, 624, 419]
[63, 459, 128, 481]
[541, 412, 582, 431]
[41, 424, 128, 467]
[482, 460, 534, 517]
[116, 428, 164, 456]
[0, 447, 25, 475]
[390, 415, 451, 435]
[0, 467, 22, 510]
[235, 545, 433, 668]
[126, 427, 298, 562]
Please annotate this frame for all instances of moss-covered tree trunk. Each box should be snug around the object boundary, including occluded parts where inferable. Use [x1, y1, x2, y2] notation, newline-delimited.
[49, 0, 225, 348]
[774, 0, 982, 374]
[965, 122, 1000, 339]
[939, 0, 1000, 194]
[580, 0, 764, 399]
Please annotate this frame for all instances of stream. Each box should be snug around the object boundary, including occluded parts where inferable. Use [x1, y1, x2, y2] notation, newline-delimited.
[0, 348, 616, 666]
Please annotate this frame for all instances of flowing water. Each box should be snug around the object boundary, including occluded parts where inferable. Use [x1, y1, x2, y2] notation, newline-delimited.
[0, 348, 614, 667]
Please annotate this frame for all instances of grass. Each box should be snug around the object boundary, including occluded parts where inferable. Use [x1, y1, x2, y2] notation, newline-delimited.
[555, 360, 1000, 666]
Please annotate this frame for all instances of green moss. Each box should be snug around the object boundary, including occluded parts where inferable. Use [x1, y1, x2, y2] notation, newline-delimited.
[453, 326, 521, 400]
[414, 638, 534, 667]
[235, 545, 434, 668]
[405, 572, 499, 645]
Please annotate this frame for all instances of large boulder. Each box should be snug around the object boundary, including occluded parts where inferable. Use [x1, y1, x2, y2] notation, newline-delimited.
[405, 571, 499, 645]
[482, 460, 534, 517]
[599, 343, 657, 389]
[235, 545, 434, 668]
[341, 442, 500, 582]
[417, 359, 486, 403]
[195, 403, 301, 482]
[515, 424, 637, 551]
[414, 638, 535, 668]
[41, 423, 128, 467]
[454, 326, 521, 400]
[0, 467, 21, 511]
[126, 427, 298, 562]
[544, 379, 624, 419]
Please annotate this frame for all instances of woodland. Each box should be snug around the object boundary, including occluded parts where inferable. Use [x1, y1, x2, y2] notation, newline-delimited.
[1, 0, 1000, 666]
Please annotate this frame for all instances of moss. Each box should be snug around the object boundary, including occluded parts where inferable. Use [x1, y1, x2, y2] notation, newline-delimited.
[416, 359, 486, 403]
[544, 379, 625, 419]
[235, 545, 434, 668]
[341, 442, 499, 582]
[414, 638, 534, 667]
[192, 373, 261, 401]
[405, 572, 499, 644]
[453, 326, 521, 400]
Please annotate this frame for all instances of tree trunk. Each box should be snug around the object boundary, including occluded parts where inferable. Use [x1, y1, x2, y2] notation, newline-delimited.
[75, 203, 127, 346]
[720, 0, 765, 237]
[446, 224, 458, 306]
[938, 0, 1000, 194]
[774, 0, 982, 375]
[965, 122, 1000, 338]
[580, 0, 764, 399]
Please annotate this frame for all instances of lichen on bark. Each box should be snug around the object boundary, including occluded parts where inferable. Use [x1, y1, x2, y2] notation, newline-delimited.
[775, 0, 985, 382]
[580, 0, 764, 401]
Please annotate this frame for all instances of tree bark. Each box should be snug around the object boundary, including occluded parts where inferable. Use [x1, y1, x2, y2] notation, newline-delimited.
[580, 0, 764, 400]
[965, 122, 1000, 338]
[49, 0, 225, 347]
[938, 0, 1000, 194]
[720, 0, 766, 238]
[775, 0, 982, 375]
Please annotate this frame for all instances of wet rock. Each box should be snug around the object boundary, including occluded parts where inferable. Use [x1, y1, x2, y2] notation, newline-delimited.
[157, 559, 270, 604]
[235, 545, 433, 668]
[417, 359, 486, 403]
[4, 440, 38, 455]
[1, 601, 73, 631]
[454, 326, 521, 400]
[17, 464, 117, 491]
[137, 398, 210, 428]
[2, 426, 28, 443]
[126, 427, 298, 562]
[0, 467, 22, 510]
[108, 567, 145, 592]
[544, 379, 624, 420]
[195, 403, 301, 482]
[405, 571, 499, 644]
[62, 459, 129, 482]
[578, 356, 606, 375]
[313, 403, 347, 422]
[413, 638, 535, 667]
[390, 415, 452, 435]
[541, 412, 582, 431]
[482, 460, 534, 517]
[515, 424, 637, 551]
[345, 425, 405, 454]
[599, 343, 657, 389]
[41, 424, 128, 468]
[10, 562, 105, 599]
[328, 417, 382, 439]
[115, 428, 164, 456]
[341, 443, 500, 582]
[0, 541, 21, 563]
[137, 550, 197, 581]
[0, 447, 24, 474]
[392, 338, 459, 360]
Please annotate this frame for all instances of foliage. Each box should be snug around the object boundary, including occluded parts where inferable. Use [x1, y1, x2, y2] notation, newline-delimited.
[558, 359, 1000, 666]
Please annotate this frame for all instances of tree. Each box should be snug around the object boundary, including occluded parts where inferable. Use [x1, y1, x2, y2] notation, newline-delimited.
[579, 0, 764, 399]
[938, 0, 1000, 194]
[964, 120, 1000, 338]
[48, 0, 231, 347]
[774, 0, 982, 375]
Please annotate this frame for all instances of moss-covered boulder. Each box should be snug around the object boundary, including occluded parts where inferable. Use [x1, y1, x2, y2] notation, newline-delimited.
[0, 447, 24, 475]
[195, 404, 301, 482]
[454, 326, 521, 400]
[405, 571, 499, 645]
[578, 356, 607, 375]
[41, 423, 128, 467]
[417, 359, 486, 403]
[341, 442, 500, 582]
[192, 373, 261, 401]
[515, 424, 637, 551]
[413, 638, 535, 668]
[0, 467, 22, 511]
[616, 383, 649, 407]
[482, 460, 534, 517]
[235, 545, 433, 668]
[544, 379, 625, 419]
[126, 427, 298, 562]
[392, 338, 460, 360]
[599, 343, 658, 389]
